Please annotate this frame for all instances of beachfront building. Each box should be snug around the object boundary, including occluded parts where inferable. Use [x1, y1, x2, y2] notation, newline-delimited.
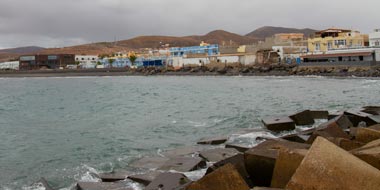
[307, 28, 369, 53]
[75, 55, 98, 69]
[170, 44, 219, 57]
[369, 29, 380, 47]
[19, 54, 75, 70]
[0, 61, 19, 70]
[273, 46, 307, 64]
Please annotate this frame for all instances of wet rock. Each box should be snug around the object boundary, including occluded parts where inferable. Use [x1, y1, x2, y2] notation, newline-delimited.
[271, 148, 307, 188]
[162, 146, 205, 158]
[199, 148, 240, 162]
[145, 173, 191, 190]
[352, 145, 380, 170]
[280, 134, 309, 143]
[306, 122, 351, 144]
[128, 171, 162, 186]
[197, 136, 228, 145]
[355, 127, 380, 143]
[325, 137, 365, 151]
[310, 110, 329, 119]
[32, 178, 53, 190]
[130, 156, 169, 169]
[286, 137, 380, 190]
[262, 117, 295, 132]
[187, 163, 250, 190]
[76, 182, 132, 190]
[206, 153, 253, 187]
[289, 110, 315, 125]
[158, 157, 206, 172]
[244, 139, 310, 187]
[225, 143, 252, 152]
[344, 109, 376, 126]
[98, 171, 130, 182]
[319, 114, 353, 130]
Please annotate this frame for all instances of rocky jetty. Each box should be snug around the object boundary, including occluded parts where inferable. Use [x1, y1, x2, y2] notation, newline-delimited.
[36, 106, 380, 190]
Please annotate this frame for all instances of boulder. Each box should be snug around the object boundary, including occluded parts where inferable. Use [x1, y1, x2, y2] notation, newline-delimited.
[97, 171, 130, 182]
[128, 171, 162, 186]
[145, 173, 191, 190]
[158, 157, 206, 172]
[271, 149, 307, 188]
[186, 164, 250, 190]
[197, 136, 228, 145]
[344, 109, 376, 126]
[244, 140, 310, 187]
[352, 145, 380, 170]
[355, 127, 380, 143]
[286, 137, 380, 190]
[262, 117, 295, 132]
[319, 114, 353, 130]
[199, 148, 239, 162]
[206, 153, 252, 187]
[325, 137, 364, 151]
[130, 156, 169, 169]
[289, 110, 315, 125]
[76, 182, 132, 190]
[310, 110, 329, 119]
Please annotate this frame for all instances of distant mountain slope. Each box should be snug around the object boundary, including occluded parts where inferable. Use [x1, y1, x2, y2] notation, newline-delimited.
[0, 46, 45, 54]
[189, 30, 258, 46]
[246, 26, 317, 40]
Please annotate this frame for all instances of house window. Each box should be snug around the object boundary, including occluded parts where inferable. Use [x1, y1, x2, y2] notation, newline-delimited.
[327, 42, 333, 50]
[375, 41, 380, 46]
[315, 43, 321, 51]
[334, 40, 346, 46]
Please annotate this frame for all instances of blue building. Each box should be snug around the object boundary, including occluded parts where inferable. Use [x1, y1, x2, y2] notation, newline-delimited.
[99, 56, 167, 68]
[170, 44, 219, 57]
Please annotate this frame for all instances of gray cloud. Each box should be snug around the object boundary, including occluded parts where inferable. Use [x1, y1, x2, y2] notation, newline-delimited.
[0, 0, 379, 48]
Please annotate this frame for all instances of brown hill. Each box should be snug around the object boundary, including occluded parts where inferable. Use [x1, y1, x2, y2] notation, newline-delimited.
[246, 26, 317, 40]
[189, 30, 258, 46]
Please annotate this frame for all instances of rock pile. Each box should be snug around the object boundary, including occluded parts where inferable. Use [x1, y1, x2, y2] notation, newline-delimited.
[39, 106, 380, 190]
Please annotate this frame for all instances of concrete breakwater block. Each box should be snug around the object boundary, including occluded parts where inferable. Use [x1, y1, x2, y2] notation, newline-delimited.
[225, 143, 251, 152]
[244, 139, 310, 187]
[310, 110, 329, 119]
[319, 114, 353, 130]
[369, 115, 380, 124]
[206, 153, 253, 187]
[344, 109, 376, 126]
[76, 182, 133, 190]
[280, 134, 309, 143]
[97, 171, 130, 182]
[162, 146, 205, 158]
[286, 137, 380, 190]
[362, 106, 380, 115]
[352, 144, 380, 170]
[355, 127, 380, 143]
[252, 188, 283, 190]
[262, 117, 295, 131]
[306, 123, 351, 144]
[187, 164, 250, 190]
[158, 157, 206, 172]
[145, 173, 191, 190]
[325, 137, 364, 151]
[369, 124, 380, 131]
[289, 110, 315, 125]
[270, 148, 307, 188]
[130, 156, 169, 169]
[197, 136, 228, 145]
[128, 171, 162, 186]
[199, 148, 239, 162]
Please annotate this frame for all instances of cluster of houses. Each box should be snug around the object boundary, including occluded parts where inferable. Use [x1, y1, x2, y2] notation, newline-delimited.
[1, 28, 380, 70]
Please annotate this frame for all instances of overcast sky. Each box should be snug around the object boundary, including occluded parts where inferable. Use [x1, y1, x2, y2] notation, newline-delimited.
[0, 0, 379, 49]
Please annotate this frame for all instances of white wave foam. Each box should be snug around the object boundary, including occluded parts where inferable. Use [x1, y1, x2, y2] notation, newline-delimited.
[183, 168, 207, 181]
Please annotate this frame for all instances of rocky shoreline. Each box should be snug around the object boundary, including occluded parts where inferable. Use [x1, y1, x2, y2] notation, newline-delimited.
[33, 106, 380, 190]
[1, 64, 380, 78]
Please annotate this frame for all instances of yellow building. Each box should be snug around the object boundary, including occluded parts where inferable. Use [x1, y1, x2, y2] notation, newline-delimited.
[308, 28, 369, 53]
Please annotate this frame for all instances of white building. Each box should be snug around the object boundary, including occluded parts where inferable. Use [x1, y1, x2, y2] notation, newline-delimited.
[75, 55, 98, 68]
[0, 61, 19, 70]
[369, 29, 380, 47]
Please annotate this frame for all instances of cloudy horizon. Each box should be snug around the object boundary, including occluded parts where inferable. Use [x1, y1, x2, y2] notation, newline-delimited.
[0, 0, 379, 49]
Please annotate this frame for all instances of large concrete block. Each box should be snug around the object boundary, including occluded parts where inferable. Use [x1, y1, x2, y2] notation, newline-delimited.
[306, 121, 351, 144]
[244, 140, 310, 187]
[158, 157, 206, 172]
[325, 137, 365, 151]
[369, 124, 380, 131]
[252, 187, 284, 190]
[128, 171, 162, 186]
[355, 127, 380, 143]
[197, 136, 228, 145]
[145, 173, 191, 190]
[206, 153, 253, 187]
[352, 146, 380, 170]
[271, 149, 307, 188]
[310, 110, 329, 119]
[289, 110, 315, 125]
[280, 134, 309, 143]
[130, 156, 169, 169]
[319, 114, 353, 130]
[262, 117, 295, 132]
[162, 146, 205, 158]
[98, 171, 130, 182]
[199, 148, 239, 162]
[76, 182, 132, 190]
[362, 106, 380, 115]
[186, 164, 250, 190]
[369, 115, 380, 124]
[225, 143, 251, 152]
[286, 137, 380, 190]
[344, 109, 376, 127]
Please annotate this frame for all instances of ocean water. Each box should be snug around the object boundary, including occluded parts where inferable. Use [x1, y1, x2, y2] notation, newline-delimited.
[0, 76, 379, 189]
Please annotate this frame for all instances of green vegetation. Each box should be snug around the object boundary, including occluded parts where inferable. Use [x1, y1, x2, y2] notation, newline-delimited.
[128, 54, 137, 66]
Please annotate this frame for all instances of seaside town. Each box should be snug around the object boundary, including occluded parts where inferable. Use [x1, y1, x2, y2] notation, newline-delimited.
[0, 27, 380, 73]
